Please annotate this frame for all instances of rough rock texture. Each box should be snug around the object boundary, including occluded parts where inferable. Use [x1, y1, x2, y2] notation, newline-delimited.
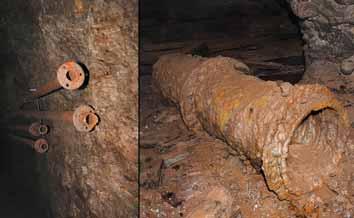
[286, 0, 354, 90]
[287, 0, 354, 63]
[0, 0, 138, 217]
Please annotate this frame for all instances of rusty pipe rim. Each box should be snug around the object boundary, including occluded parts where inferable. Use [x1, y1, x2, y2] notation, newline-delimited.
[57, 61, 85, 90]
[29, 122, 49, 137]
[34, 138, 49, 153]
[263, 94, 349, 200]
[38, 125, 49, 135]
[72, 105, 99, 132]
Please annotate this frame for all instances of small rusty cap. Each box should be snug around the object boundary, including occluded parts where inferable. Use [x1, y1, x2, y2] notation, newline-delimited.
[34, 138, 49, 153]
[73, 105, 99, 132]
[57, 61, 85, 90]
[29, 122, 49, 137]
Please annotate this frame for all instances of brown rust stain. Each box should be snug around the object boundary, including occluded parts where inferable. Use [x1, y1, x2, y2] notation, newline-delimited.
[73, 0, 85, 15]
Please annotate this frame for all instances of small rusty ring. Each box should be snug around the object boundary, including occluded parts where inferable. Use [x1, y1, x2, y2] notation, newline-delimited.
[38, 125, 49, 135]
[34, 138, 49, 153]
[29, 122, 49, 137]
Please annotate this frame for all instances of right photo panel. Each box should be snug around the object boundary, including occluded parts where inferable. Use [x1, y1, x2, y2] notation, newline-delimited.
[139, 0, 354, 217]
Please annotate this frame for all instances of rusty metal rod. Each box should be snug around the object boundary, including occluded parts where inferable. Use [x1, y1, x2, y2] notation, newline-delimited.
[28, 80, 62, 100]
[1, 122, 49, 137]
[2, 124, 29, 133]
[153, 53, 350, 212]
[25, 61, 86, 101]
[10, 105, 99, 132]
[29, 122, 49, 136]
[8, 134, 49, 153]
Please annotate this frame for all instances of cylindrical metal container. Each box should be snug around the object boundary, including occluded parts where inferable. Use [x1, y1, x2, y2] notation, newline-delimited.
[10, 105, 99, 132]
[9, 134, 49, 153]
[153, 53, 350, 210]
[26, 61, 86, 100]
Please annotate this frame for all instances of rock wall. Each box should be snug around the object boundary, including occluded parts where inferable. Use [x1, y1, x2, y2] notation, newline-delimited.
[287, 0, 354, 90]
[0, 0, 138, 217]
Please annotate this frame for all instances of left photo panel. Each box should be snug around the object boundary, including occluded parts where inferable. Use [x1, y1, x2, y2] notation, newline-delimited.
[0, 0, 138, 217]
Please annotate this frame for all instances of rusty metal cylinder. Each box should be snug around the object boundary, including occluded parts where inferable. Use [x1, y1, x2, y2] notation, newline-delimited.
[27, 61, 86, 100]
[9, 134, 49, 153]
[10, 105, 99, 132]
[152, 54, 350, 209]
[29, 122, 49, 136]
[2, 122, 49, 137]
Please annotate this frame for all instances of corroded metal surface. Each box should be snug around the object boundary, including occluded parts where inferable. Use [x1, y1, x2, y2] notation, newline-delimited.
[27, 61, 85, 100]
[29, 79, 62, 100]
[1, 122, 49, 137]
[56, 61, 85, 90]
[29, 122, 49, 136]
[153, 53, 350, 211]
[9, 134, 49, 153]
[33, 138, 49, 153]
[72, 105, 99, 132]
[11, 105, 99, 132]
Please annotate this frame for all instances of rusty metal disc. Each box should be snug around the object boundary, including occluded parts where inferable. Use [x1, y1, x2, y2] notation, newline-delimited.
[34, 138, 49, 153]
[72, 105, 99, 132]
[57, 61, 85, 90]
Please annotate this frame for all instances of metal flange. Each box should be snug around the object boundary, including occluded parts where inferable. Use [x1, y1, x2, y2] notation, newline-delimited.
[57, 61, 86, 90]
[72, 105, 99, 132]
[33, 138, 49, 153]
[29, 122, 49, 137]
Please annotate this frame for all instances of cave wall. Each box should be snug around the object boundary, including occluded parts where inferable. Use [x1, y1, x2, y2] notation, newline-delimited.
[287, 0, 354, 90]
[0, 0, 138, 217]
[287, 0, 354, 64]
[0, 1, 48, 216]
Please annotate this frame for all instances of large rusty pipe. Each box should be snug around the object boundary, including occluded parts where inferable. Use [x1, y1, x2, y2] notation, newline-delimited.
[26, 61, 86, 100]
[8, 134, 49, 153]
[1, 122, 49, 137]
[153, 54, 350, 211]
[11, 105, 99, 132]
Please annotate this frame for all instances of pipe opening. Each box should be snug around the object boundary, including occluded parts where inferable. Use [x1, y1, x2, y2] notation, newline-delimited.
[39, 125, 48, 135]
[65, 70, 80, 82]
[57, 62, 86, 90]
[287, 108, 341, 195]
[85, 113, 96, 126]
[40, 143, 48, 152]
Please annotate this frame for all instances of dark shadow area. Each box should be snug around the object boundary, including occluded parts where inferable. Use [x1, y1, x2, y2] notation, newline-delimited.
[77, 62, 91, 90]
[0, 1, 51, 217]
[140, 0, 304, 84]
[0, 130, 48, 218]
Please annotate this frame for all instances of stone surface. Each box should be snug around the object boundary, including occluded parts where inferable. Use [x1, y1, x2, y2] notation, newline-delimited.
[0, 0, 138, 217]
[341, 55, 354, 75]
[286, 0, 354, 87]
